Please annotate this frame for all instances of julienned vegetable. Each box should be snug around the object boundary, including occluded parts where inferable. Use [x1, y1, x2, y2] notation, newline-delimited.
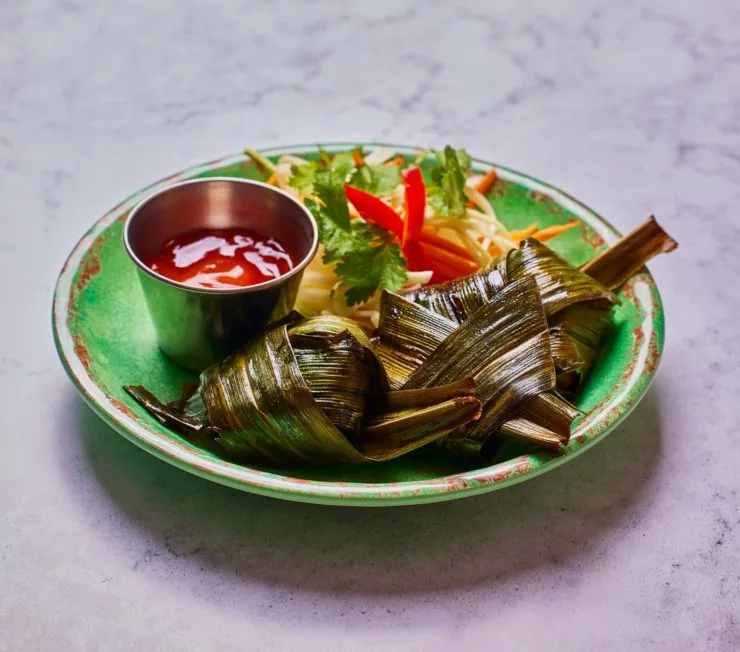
[344, 185, 404, 238]
[253, 144, 589, 324]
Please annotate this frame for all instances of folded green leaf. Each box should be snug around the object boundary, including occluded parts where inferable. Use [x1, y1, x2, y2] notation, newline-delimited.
[481, 391, 581, 454]
[361, 395, 482, 461]
[376, 290, 457, 389]
[123, 385, 204, 435]
[400, 249, 604, 447]
[500, 238, 618, 317]
[291, 331, 377, 437]
[549, 304, 612, 393]
[580, 215, 678, 290]
[498, 418, 566, 452]
[199, 324, 366, 466]
[402, 266, 506, 325]
[378, 378, 477, 411]
[460, 331, 556, 442]
[515, 391, 581, 440]
[395, 276, 557, 455]
[403, 276, 550, 391]
[126, 315, 481, 468]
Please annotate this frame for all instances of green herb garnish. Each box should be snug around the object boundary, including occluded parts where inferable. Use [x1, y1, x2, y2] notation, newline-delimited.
[348, 164, 401, 197]
[426, 146, 472, 217]
[306, 174, 407, 305]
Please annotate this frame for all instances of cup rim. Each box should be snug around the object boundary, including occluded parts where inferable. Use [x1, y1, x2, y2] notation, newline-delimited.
[122, 176, 319, 295]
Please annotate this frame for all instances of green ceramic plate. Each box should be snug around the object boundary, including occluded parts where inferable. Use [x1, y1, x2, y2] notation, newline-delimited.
[53, 143, 665, 506]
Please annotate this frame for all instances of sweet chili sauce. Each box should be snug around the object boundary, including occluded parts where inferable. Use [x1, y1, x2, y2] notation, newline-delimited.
[146, 228, 296, 290]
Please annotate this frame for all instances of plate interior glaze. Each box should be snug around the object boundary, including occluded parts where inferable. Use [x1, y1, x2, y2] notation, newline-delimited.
[53, 143, 665, 506]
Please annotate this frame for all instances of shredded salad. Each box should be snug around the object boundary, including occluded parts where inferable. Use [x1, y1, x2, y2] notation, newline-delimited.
[244, 145, 578, 326]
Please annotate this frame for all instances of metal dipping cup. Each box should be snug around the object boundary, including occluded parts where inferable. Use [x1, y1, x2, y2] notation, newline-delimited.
[123, 177, 319, 372]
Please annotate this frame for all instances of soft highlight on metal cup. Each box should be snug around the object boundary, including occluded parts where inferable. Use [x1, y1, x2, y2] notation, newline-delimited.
[123, 177, 318, 372]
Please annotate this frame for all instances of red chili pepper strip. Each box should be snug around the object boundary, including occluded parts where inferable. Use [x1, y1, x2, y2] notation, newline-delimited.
[402, 167, 425, 246]
[429, 270, 453, 285]
[402, 239, 426, 272]
[344, 185, 404, 239]
[418, 227, 475, 261]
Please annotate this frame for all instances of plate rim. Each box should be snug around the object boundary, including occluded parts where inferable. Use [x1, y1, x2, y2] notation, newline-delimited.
[52, 141, 665, 506]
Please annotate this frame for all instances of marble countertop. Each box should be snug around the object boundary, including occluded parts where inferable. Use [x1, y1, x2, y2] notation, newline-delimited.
[1, 1, 738, 650]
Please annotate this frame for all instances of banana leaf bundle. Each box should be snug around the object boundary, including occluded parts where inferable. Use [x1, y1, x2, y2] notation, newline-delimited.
[126, 315, 483, 468]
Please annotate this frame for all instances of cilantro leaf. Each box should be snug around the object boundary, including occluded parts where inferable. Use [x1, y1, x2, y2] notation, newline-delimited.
[310, 210, 354, 264]
[289, 163, 316, 195]
[305, 175, 353, 264]
[329, 152, 356, 181]
[335, 240, 407, 306]
[348, 164, 401, 196]
[447, 147, 472, 173]
[427, 145, 471, 217]
[291, 152, 356, 196]
[305, 176, 408, 305]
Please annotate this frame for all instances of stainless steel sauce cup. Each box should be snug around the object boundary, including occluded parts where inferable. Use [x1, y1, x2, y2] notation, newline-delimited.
[123, 177, 318, 372]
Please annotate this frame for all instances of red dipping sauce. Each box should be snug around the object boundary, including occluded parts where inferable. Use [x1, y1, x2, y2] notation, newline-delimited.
[146, 228, 296, 290]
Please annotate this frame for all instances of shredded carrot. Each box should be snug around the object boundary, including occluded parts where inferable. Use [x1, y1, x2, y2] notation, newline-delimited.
[421, 242, 480, 276]
[509, 224, 539, 242]
[266, 174, 277, 185]
[419, 228, 475, 261]
[467, 168, 498, 207]
[352, 148, 364, 167]
[474, 168, 498, 195]
[487, 242, 502, 257]
[384, 156, 404, 167]
[427, 261, 464, 281]
[533, 221, 580, 242]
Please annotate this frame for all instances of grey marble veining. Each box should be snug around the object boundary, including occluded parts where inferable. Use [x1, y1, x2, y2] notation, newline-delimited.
[1, 1, 739, 650]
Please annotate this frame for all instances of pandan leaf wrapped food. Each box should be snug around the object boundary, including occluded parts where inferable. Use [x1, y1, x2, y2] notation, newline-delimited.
[404, 237, 618, 394]
[396, 217, 677, 451]
[126, 315, 482, 468]
[378, 276, 559, 458]
[402, 266, 507, 326]
[124, 216, 677, 468]
[509, 218, 677, 389]
[499, 237, 618, 399]
[547, 216, 678, 392]
[396, 238, 614, 451]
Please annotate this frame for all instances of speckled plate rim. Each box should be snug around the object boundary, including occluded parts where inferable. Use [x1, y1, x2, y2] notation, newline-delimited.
[53, 142, 665, 507]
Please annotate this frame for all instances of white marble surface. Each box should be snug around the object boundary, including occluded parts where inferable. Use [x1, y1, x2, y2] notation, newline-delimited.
[1, 0, 738, 649]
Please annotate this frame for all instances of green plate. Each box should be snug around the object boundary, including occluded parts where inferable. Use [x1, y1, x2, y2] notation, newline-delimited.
[53, 143, 665, 506]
